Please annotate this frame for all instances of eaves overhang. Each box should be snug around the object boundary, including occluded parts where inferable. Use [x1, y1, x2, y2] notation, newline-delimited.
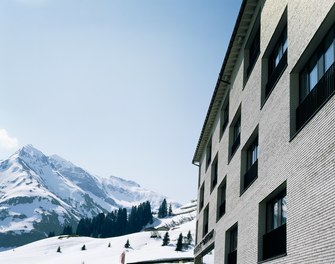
[192, 0, 259, 164]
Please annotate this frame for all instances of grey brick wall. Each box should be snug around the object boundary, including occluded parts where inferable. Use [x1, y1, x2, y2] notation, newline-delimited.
[195, 0, 335, 263]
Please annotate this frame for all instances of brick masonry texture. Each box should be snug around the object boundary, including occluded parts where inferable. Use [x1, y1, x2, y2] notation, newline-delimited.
[195, 0, 335, 263]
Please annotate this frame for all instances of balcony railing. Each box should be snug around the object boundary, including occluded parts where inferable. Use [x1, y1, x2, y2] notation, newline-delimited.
[263, 223, 286, 260]
[231, 134, 240, 157]
[296, 62, 335, 131]
[227, 250, 237, 264]
[244, 160, 258, 190]
[266, 50, 288, 98]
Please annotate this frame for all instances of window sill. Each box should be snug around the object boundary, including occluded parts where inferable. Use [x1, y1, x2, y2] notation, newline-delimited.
[240, 176, 258, 196]
[261, 63, 287, 110]
[258, 253, 287, 263]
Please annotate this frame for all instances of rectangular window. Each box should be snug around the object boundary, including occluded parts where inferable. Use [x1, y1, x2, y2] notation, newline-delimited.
[296, 23, 335, 130]
[263, 191, 287, 260]
[211, 156, 218, 192]
[246, 26, 260, 78]
[206, 138, 212, 170]
[266, 26, 288, 98]
[203, 205, 209, 237]
[199, 183, 204, 211]
[217, 178, 226, 221]
[243, 137, 258, 191]
[227, 225, 238, 264]
[220, 102, 229, 138]
[231, 116, 241, 157]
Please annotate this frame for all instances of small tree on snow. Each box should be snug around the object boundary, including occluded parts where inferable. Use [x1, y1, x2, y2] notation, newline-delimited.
[108, 242, 111, 248]
[81, 244, 86, 251]
[124, 239, 130, 248]
[186, 230, 193, 245]
[162, 232, 170, 246]
[168, 204, 173, 216]
[57, 246, 61, 253]
[175, 233, 183, 251]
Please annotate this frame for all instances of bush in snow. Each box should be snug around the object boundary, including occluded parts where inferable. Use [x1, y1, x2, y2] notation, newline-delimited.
[81, 244, 86, 251]
[57, 246, 61, 253]
[124, 239, 130, 248]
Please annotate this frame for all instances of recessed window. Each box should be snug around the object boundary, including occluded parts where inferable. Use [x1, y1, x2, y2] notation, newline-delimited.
[263, 191, 287, 260]
[203, 204, 209, 237]
[259, 183, 287, 262]
[220, 101, 229, 138]
[226, 224, 238, 264]
[199, 183, 204, 212]
[210, 155, 218, 192]
[296, 23, 335, 131]
[217, 178, 226, 221]
[245, 15, 260, 83]
[230, 114, 241, 160]
[266, 26, 288, 98]
[206, 137, 212, 170]
[244, 137, 259, 191]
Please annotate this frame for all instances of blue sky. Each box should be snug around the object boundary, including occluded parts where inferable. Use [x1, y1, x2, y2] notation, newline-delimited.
[0, 0, 241, 203]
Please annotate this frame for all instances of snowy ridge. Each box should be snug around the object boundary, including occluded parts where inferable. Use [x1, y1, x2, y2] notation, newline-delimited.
[0, 145, 180, 248]
[0, 200, 196, 264]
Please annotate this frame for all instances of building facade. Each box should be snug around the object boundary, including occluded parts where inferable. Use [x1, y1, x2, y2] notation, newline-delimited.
[192, 0, 335, 263]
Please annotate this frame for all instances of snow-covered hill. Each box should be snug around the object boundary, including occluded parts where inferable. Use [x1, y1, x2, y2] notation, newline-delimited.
[0, 200, 197, 264]
[0, 145, 180, 248]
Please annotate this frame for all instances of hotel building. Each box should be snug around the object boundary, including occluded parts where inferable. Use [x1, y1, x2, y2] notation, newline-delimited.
[192, 0, 335, 263]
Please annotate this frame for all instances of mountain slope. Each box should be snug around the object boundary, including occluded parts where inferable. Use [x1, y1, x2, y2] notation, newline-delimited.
[0, 200, 197, 264]
[0, 145, 180, 248]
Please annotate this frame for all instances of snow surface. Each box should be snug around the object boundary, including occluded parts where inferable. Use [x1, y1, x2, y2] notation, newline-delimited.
[0, 207, 196, 264]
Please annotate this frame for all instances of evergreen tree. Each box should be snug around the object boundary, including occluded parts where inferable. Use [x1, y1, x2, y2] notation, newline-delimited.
[124, 239, 130, 248]
[175, 233, 183, 251]
[57, 246, 61, 253]
[168, 203, 173, 216]
[81, 244, 86, 251]
[186, 230, 193, 245]
[158, 199, 168, 218]
[108, 242, 111, 248]
[162, 232, 170, 246]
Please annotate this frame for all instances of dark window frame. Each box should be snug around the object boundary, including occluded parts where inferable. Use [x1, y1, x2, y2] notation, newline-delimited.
[262, 190, 287, 260]
[203, 204, 209, 237]
[220, 101, 229, 139]
[206, 137, 212, 170]
[296, 23, 335, 131]
[227, 224, 238, 264]
[265, 26, 288, 98]
[217, 178, 226, 221]
[210, 155, 218, 192]
[199, 183, 204, 212]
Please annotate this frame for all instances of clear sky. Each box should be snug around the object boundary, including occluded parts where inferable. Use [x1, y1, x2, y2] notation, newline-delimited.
[0, 0, 242, 204]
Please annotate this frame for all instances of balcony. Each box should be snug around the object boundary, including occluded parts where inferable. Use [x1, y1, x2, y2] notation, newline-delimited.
[296, 62, 335, 131]
[227, 250, 237, 264]
[243, 160, 258, 190]
[231, 134, 240, 157]
[266, 50, 288, 98]
[263, 224, 286, 260]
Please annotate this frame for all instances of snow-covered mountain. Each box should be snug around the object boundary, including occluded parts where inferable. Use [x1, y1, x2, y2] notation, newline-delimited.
[0, 145, 180, 248]
[0, 200, 197, 264]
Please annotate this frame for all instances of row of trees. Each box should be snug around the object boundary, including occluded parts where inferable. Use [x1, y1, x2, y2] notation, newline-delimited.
[162, 231, 193, 251]
[75, 201, 152, 238]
